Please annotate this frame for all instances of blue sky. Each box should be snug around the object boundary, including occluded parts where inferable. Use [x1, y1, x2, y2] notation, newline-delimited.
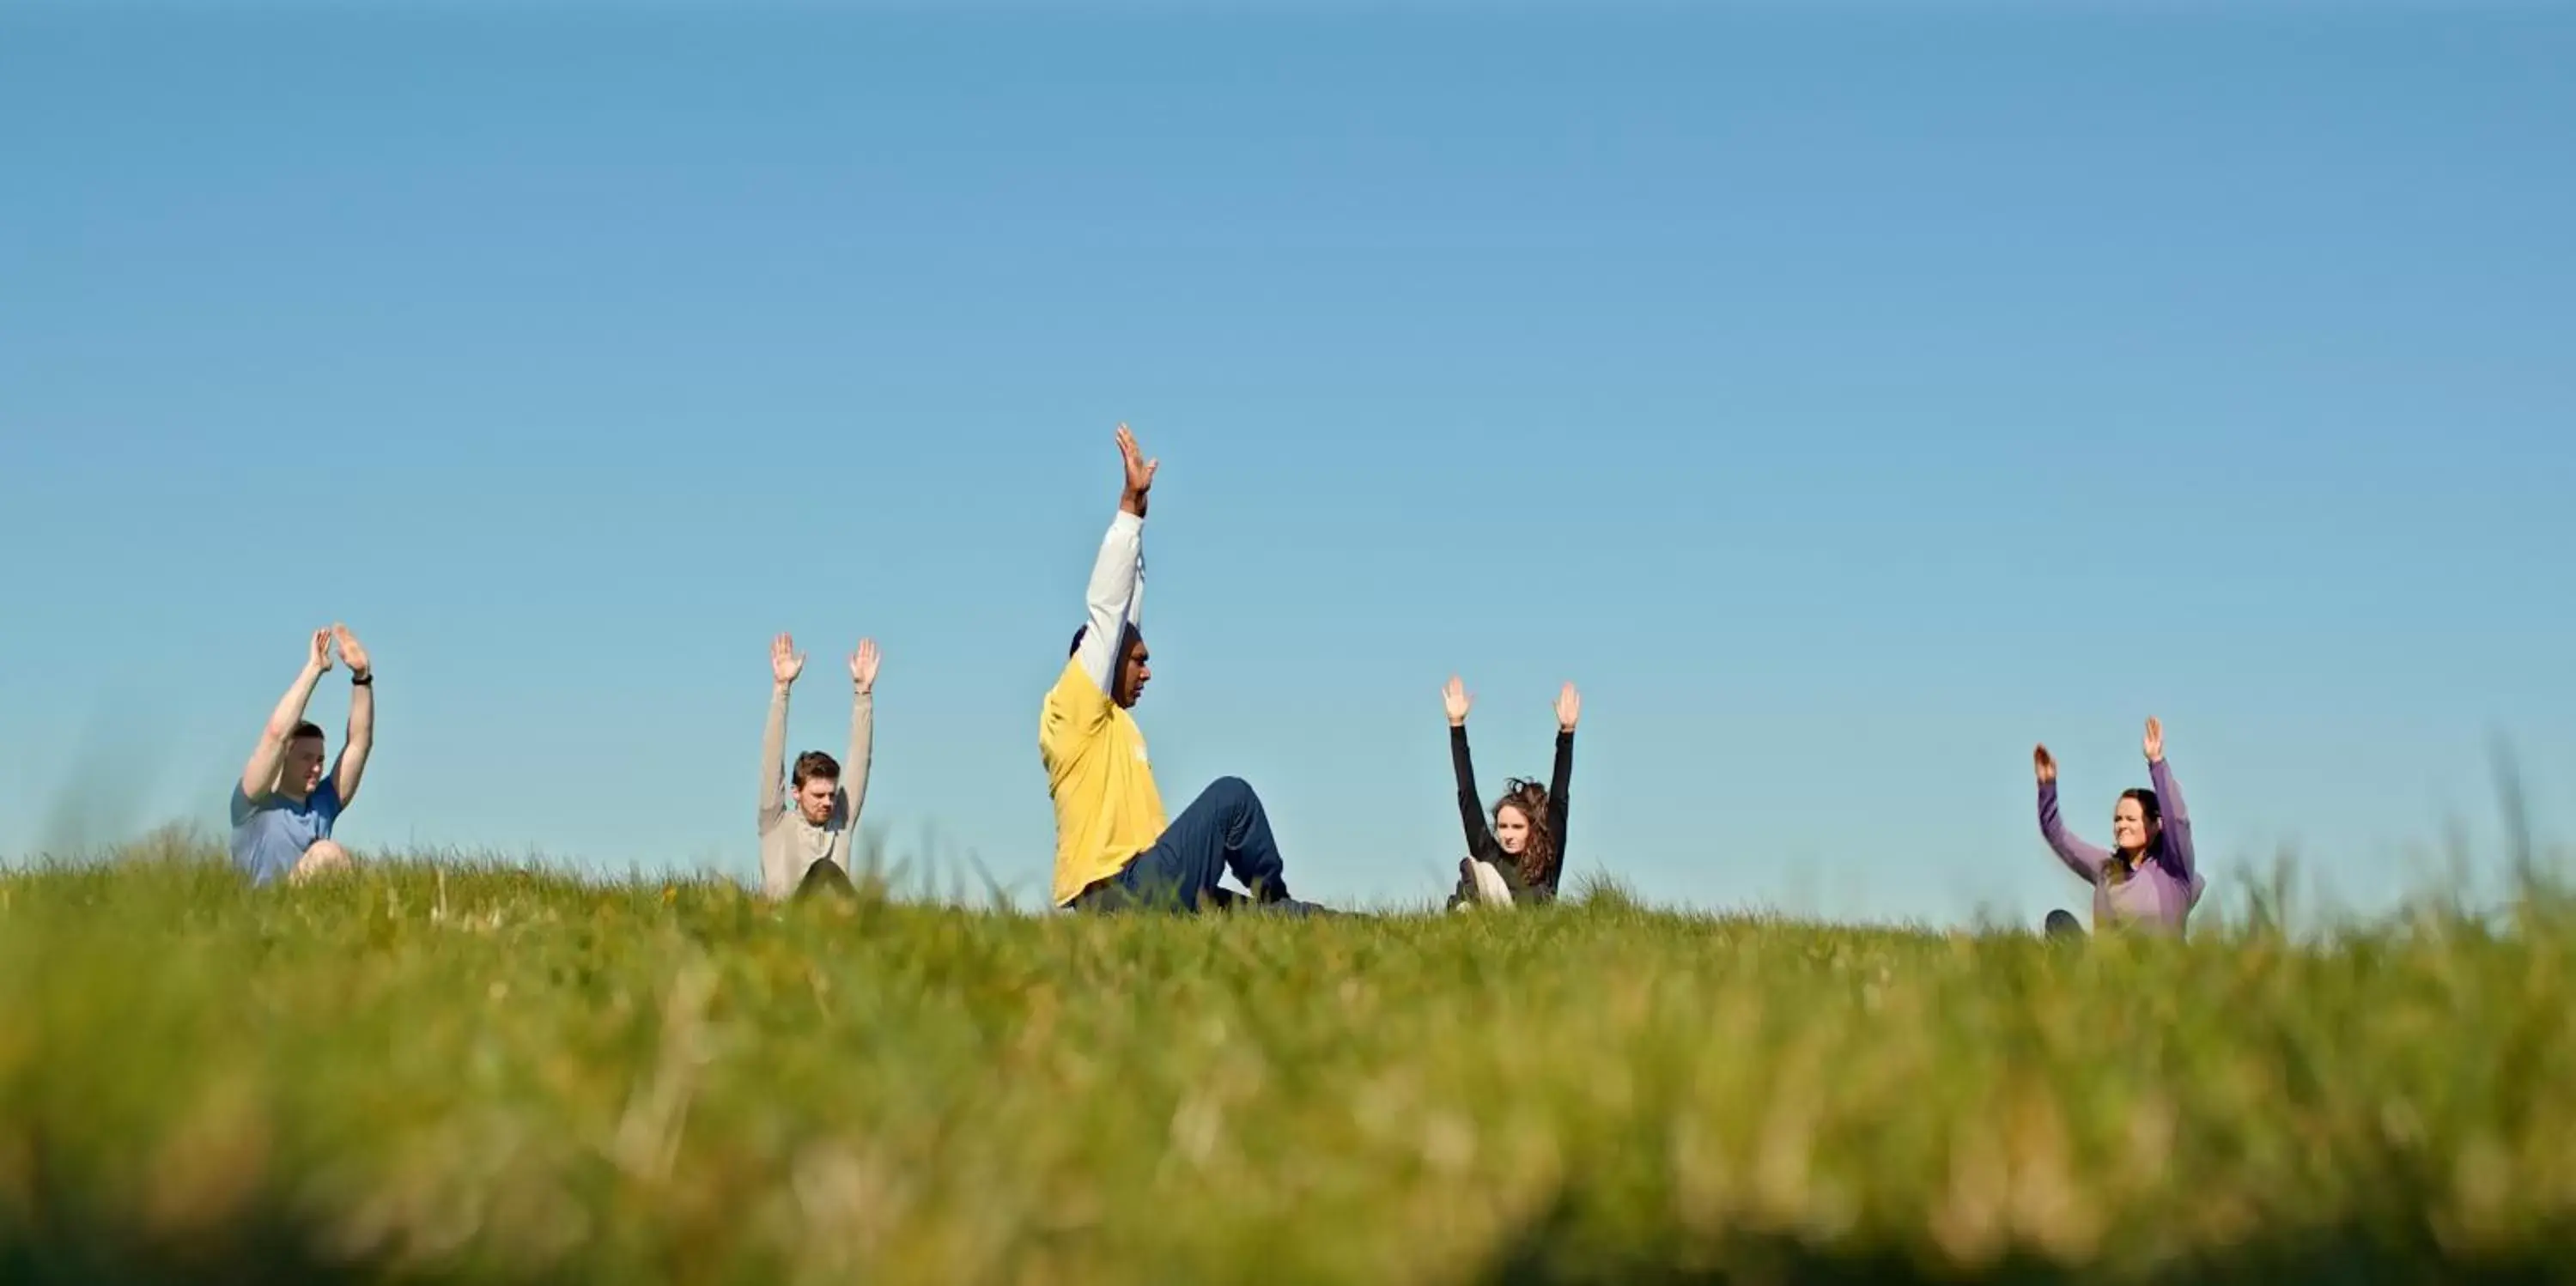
[3, 1, 2570, 925]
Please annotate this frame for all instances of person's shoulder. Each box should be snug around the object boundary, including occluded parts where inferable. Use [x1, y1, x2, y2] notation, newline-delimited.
[228, 783, 263, 824]
[1043, 655, 1108, 712]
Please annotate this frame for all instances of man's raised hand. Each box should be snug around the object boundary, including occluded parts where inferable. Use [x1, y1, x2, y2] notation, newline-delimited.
[850, 638, 881, 694]
[307, 627, 335, 675]
[2032, 743, 2058, 785]
[1555, 682, 1583, 733]
[331, 622, 372, 679]
[1116, 422, 1158, 517]
[1443, 676, 1473, 727]
[771, 633, 805, 687]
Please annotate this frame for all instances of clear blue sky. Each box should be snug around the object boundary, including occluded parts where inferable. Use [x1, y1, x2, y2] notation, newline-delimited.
[3, 2, 2571, 925]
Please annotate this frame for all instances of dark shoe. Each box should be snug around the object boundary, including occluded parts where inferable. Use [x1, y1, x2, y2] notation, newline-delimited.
[2043, 909, 2085, 939]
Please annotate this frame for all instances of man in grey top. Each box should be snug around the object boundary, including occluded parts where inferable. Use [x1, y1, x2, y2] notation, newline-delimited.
[758, 631, 878, 899]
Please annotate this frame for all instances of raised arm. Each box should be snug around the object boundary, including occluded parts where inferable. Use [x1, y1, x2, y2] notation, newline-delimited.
[2144, 717, 2199, 894]
[759, 634, 801, 833]
[841, 640, 879, 829]
[2033, 743, 2111, 885]
[1443, 676, 1501, 863]
[328, 624, 377, 807]
[239, 628, 332, 800]
[1073, 423, 1156, 695]
[1545, 682, 1580, 890]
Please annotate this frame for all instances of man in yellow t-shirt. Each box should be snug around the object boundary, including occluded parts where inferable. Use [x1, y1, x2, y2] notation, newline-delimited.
[1039, 423, 1327, 915]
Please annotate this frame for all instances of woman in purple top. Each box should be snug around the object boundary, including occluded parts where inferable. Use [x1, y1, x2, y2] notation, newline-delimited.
[2032, 717, 2203, 936]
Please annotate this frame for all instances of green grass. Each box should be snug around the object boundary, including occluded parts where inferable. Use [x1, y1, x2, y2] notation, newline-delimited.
[5, 836, 2576, 1284]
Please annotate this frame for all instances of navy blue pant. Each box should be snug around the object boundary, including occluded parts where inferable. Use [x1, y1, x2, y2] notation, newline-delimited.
[1074, 776, 1321, 915]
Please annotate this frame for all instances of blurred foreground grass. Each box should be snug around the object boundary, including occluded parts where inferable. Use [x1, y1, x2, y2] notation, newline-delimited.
[4, 837, 2575, 1284]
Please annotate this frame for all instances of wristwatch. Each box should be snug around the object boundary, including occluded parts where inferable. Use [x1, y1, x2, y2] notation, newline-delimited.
[352, 670, 374, 687]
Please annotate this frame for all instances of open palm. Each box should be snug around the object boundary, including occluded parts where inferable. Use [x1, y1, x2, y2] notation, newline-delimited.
[1555, 682, 1582, 732]
[1116, 423, 1157, 495]
[331, 623, 371, 676]
[850, 638, 881, 693]
[1442, 676, 1473, 726]
[771, 633, 805, 685]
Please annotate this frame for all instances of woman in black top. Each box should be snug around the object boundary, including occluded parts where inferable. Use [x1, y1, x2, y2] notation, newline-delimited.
[1442, 675, 1579, 908]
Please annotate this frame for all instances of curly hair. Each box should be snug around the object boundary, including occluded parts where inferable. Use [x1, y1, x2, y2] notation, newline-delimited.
[1492, 777, 1558, 890]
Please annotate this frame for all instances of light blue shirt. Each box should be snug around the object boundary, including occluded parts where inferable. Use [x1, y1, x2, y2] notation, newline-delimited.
[229, 779, 343, 886]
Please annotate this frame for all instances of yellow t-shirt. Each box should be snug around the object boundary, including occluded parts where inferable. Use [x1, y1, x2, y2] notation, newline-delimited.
[1040, 656, 1166, 906]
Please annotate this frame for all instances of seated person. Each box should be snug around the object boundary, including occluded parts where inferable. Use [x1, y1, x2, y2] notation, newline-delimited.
[1440, 675, 1578, 908]
[756, 633, 879, 900]
[1040, 423, 1333, 916]
[230, 624, 374, 885]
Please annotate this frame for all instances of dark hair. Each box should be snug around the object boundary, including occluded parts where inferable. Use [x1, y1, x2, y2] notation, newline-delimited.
[290, 720, 325, 742]
[1069, 622, 1147, 703]
[792, 750, 841, 787]
[1069, 621, 1144, 659]
[2101, 787, 2164, 883]
[1492, 778, 1558, 889]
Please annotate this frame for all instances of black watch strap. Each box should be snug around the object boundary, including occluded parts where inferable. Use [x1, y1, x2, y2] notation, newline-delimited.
[352, 671, 374, 687]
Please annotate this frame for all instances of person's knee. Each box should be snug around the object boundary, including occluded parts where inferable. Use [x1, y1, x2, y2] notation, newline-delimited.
[291, 840, 353, 883]
[1207, 774, 1259, 811]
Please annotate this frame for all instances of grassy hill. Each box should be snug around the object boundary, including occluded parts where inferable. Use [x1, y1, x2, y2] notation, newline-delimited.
[4, 838, 2573, 1284]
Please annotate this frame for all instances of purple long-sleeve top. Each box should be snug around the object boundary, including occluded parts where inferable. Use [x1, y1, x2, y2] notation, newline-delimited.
[2037, 755, 2203, 934]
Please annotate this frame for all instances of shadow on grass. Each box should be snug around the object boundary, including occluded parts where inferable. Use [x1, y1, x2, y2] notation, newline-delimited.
[2, 1225, 401, 1286]
[1481, 1191, 2572, 1285]
[7, 1208, 2572, 1285]
[0, 1210, 593, 1286]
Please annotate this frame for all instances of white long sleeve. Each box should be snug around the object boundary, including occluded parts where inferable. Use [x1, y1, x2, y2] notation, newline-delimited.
[1075, 510, 1144, 695]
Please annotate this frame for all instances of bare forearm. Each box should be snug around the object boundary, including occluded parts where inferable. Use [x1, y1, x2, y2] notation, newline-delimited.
[242, 663, 326, 793]
[344, 681, 374, 753]
[266, 664, 326, 738]
[333, 677, 378, 803]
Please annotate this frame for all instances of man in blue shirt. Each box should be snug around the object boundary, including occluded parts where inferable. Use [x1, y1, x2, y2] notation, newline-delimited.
[232, 624, 376, 885]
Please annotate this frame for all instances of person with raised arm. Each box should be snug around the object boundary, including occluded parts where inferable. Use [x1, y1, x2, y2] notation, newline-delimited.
[1441, 676, 1580, 909]
[758, 633, 879, 900]
[1040, 423, 1333, 915]
[231, 623, 374, 885]
[2032, 716, 2203, 936]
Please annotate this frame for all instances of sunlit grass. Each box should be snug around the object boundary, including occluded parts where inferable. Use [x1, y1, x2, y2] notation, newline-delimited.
[3, 836, 2574, 1283]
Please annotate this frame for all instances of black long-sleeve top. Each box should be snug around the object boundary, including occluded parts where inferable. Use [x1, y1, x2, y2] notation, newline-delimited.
[1444, 723, 1574, 907]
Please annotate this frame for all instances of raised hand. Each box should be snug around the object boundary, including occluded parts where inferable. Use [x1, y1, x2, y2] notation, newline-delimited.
[2142, 717, 2164, 763]
[1116, 422, 1158, 515]
[849, 638, 881, 694]
[771, 633, 805, 686]
[2032, 743, 2058, 785]
[331, 622, 372, 678]
[307, 627, 335, 674]
[1443, 676, 1473, 726]
[1555, 682, 1582, 733]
